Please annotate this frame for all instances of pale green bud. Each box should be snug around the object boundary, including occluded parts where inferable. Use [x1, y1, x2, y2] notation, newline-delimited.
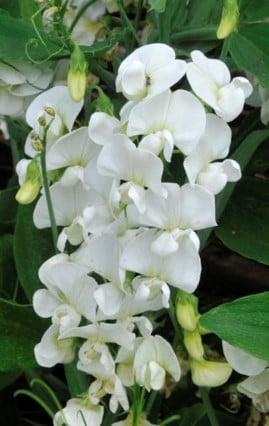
[15, 158, 41, 205]
[184, 329, 204, 361]
[190, 358, 233, 387]
[44, 106, 55, 117]
[176, 290, 199, 331]
[38, 114, 46, 127]
[217, 0, 239, 39]
[68, 44, 88, 103]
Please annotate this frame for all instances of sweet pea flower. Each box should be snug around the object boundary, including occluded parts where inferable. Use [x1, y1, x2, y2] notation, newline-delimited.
[116, 43, 186, 101]
[97, 134, 164, 213]
[34, 323, 76, 368]
[89, 374, 129, 413]
[53, 397, 104, 426]
[186, 50, 252, 122]
[127, 89, 206, 160]
[46, 127, 100, 187]
[25, 86, 83, 157]
[184, 113, 241, 194]
[127, 182, 216, 256]
[237, 368, 269, 413]
[222, 341, 267, 376]
[133, 335, 181, 391]
[121, 228, 201, 293]
[0, 61, 52, 116]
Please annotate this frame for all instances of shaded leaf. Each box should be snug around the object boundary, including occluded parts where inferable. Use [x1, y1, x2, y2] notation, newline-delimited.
[0, 298, 48, 371]
[148, 0, 167, 13]
[14, 203, 54, 301]
[216, 177, 269, 265]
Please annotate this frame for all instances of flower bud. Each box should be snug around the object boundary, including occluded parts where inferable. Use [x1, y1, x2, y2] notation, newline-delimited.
[38, 114, 46, 127]
[43, 6, 58, 18]
[31, 140, 44, 152]
[15, 158, 41, 205]
[67, 44, 88, 103]
[190, 358, 232, 387]
[217, 0, 239, 39]
[184, 330, 204, 361]
[176, 290, 199, 331]
[44, 106, 55, 117]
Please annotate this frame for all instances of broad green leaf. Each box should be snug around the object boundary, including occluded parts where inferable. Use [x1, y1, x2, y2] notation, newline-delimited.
[230, 31, 269, 88]
[216, 177, 269, 265]
[0, 0, 19, 17]
[14, 203, 54, 301]
[240, 23, 269, 57]
[200, 292, 269, 360]
[148, 0, 167, 13]
[19, 0, 41, 25]
[185, 0, 223, 25]
[0, 9, 67, 62]
[0, 298, 48, 371]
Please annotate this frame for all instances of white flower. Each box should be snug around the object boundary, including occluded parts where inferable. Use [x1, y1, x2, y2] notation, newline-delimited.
[112, 413, 157, 426]
[133, 335, 181, 391]
[237, 368, 269, 413]
[88, 111, 122, 146]
[0, 61, 52, 116]
[184, 113, 241, 194]
[34, 324, 76, 368]
[53, 397, 104, 426]
[121, 228, 201, 293]
[33, 260, 98, 323]
[24, 86, 83, 157]
[97, 134, 164, 213]
[116, 43, 186, 101]
[127, 89, 206, 160]
[127, 182, 216, 256]
[46, 127, 100, 187]
[222, 341, 267, 376]
[89, 374, 129, 413]
[186, 50, 252, 122]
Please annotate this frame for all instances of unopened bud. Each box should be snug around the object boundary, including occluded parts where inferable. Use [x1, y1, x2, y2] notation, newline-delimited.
[184, 330, 204, 361]
[43, 6, 58, 18]
[30, 132, 40, 141]
[31, 140, 44, 151]
[68, 43, 87, 102]
[15, 158, 41, 205]
[217, 0, 239, 39]
[44, 106, 55, 117]
[190, 358, 232, 387]
[38, 114, 46, 127]
[176, 290, 199, 331]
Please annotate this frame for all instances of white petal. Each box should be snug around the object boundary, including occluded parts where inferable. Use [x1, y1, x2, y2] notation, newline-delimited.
[223, 341, 267, 376]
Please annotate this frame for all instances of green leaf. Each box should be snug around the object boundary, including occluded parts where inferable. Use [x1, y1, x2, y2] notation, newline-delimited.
[148, 0, 167, 13]
[200, 292, 269, 360]
[179, 403, 206, 426]
[229, 31, 269, 88]
[240, 0, 269, 21]
[82, 28, 129, 56]
[0, 298, 48, 371]
[240, 23, 269, 58]
[199, 129, 269, 248]
[0, 234, 17, 299]
[0, 370, 21, 391]
[0, 9, 67, 62]
[185, 0, 223, 25]
[19, 0, 41, 25]
[14, 203, 54, 301]
[0, 187, 18, 225]
[216, 177, 269, 265]
[64, 361, 89, 397]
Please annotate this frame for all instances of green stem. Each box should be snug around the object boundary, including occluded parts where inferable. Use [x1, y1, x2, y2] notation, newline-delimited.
[220, 35, 231, 61]
[40, 127, 58, 253]
[117, 0, 141, 46]
[159, 415, 181, 426]
[144, 390, 158, 416]
[14, 389, 55, 419]
[199, 387, 219, 426]
[134, 0, 143, 33]
[168, 297, 183, 347]
[68, 0, 97, 34]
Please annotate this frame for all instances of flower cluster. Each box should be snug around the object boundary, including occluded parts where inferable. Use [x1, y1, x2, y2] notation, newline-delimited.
[16, 43, 252, 424]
